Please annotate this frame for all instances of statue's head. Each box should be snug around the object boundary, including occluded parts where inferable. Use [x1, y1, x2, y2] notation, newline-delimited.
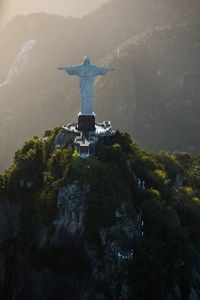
[83, 56, 90, 66]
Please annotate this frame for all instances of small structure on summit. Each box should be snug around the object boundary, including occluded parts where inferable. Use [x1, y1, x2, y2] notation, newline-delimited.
[58, 56, 115, 157]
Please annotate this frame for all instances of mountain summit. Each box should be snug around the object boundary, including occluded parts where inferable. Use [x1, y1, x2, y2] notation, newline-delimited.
[0, 125, 200, 299]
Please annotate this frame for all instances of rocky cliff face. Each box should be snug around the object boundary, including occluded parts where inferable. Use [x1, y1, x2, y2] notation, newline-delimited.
[4, 180, 138, 299]
[54, 181, 89, 244]
[0, 128, 200, 299]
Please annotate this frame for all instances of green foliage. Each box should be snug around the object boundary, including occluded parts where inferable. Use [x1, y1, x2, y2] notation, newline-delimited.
[187, 165, 200, 191]
[11, 136, 45, 184]
[47, 146, 72, 181]
[175, 187, 200, 248]
[1, 128, 200, 299]
[129, 198, 188, 299]
[153, 151, 181, 181]
[0, 174, 7, 198]
[7, 129, 73, 258]
[97, 143, 127, 170]
[69, 157, 131, 243]
[37, 184, 60, 228]
[116, 138, 200, 299]
[114, 130, 133, 153]
[72, 149, 79, 159]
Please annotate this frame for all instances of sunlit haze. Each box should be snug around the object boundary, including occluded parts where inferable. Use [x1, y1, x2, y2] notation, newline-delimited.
[0, 0, 108, 28]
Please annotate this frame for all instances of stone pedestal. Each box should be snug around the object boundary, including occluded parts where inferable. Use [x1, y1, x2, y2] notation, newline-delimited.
[78, 114, 95, 131]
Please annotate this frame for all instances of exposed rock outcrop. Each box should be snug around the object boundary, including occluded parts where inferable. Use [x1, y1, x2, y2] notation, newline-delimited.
[53, 181, 89, 246]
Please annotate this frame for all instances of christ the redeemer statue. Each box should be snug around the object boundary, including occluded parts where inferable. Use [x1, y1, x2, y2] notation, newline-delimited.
[58, 56, 113, 115]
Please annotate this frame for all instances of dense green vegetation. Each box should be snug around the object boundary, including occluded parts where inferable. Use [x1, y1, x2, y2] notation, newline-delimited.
[0, 128, 200, 298]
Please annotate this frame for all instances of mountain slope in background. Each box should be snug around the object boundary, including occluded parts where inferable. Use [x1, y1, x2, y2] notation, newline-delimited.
[95, 19, 200, 152]
[0, 0, 200, 170]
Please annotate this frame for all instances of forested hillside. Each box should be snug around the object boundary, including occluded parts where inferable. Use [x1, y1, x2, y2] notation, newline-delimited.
[0, 128, 200, 299]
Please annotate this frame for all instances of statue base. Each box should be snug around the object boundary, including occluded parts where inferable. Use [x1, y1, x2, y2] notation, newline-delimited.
[78, 114, 95, 131]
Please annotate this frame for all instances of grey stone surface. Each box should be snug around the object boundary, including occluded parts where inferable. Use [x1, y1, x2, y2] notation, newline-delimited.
[52, 132, 74, 149]
[53, 181, 90, 245]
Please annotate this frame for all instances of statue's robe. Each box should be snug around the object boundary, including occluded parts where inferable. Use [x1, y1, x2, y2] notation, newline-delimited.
[66, 64, 110, 115]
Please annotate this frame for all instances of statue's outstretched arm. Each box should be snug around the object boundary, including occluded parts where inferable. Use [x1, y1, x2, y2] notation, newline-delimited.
[57, 67, 67, 71]
[92, 66, 115, 76]
[57, 66, 80, 76]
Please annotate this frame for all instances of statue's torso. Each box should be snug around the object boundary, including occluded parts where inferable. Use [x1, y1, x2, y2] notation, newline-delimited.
[64, 61, 110, 115]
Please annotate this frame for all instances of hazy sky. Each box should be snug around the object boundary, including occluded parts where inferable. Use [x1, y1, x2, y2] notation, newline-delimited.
[0, 0, 108, 28]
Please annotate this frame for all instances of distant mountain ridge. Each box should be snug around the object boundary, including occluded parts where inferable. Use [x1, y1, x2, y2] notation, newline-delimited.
[0, 0, 108, 29]
[0, 0, 200, 170]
